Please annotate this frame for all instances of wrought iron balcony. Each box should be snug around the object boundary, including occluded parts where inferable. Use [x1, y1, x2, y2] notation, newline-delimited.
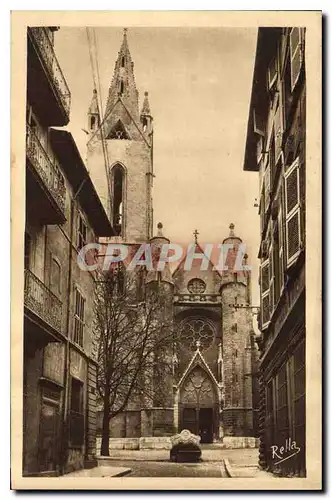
[26, 124, 66, 220]
[28, 27, 71, 124]
[24, 269, 63, 334]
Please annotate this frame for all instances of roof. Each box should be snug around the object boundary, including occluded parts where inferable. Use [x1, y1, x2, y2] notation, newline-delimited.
[49, 128, 114, 237]
[243, 28, 281, 172]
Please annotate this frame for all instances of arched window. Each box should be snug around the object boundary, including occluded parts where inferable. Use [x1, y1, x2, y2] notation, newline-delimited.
[112, 165, 125, 236]
[121, 56, 125, 68]
[120, 80, 124, 94]
[90, 115, 96, 129]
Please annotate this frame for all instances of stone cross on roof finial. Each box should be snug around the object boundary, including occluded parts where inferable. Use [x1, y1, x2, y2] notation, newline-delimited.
[196, 339, 201, 350]
[229, 223, 235, 237]
[193, 229, 199, 244]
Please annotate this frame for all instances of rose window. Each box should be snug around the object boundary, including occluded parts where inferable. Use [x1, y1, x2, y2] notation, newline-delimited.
[180, 317, 215, 351]
[187, 278, 206, 294]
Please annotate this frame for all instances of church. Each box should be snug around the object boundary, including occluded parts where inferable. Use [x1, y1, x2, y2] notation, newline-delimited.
[86, 30, 259, 447]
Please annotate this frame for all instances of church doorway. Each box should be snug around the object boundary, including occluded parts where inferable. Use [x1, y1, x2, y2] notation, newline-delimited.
[181, 407, 214, 443]
[179, 366, 217, 443]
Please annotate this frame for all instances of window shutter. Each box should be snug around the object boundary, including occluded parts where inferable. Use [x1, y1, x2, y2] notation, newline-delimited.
[264, 165, 271, 213]
[260, 259, 270, 329]
[290, 28, 303, 91]
[285, 157, 301, 266]
[269, 246, 275, 315]
[274, 100, 283, 161]
[253, 108, 265, 136]
[278, 207, 285, 295]
[268, 56, 278, 90]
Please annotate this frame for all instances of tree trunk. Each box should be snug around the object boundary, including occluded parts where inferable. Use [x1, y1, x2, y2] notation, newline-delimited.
[101, 389, 110, 456]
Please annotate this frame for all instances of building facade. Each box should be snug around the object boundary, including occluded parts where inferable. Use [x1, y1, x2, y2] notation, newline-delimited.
[24, 27, 114, 476]
[243, 28, 306, 476]
[87, 30, 260, 447]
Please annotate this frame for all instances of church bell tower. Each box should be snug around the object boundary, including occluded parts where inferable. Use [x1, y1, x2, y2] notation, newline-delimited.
[86, 29, 154, 243]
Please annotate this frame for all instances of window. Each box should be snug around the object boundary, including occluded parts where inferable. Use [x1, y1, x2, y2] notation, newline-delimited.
[77, 214, 87, 251]
[112, 165, 125, 235]
[50, 258, 61, 296]
[187, 278, 206, 294]
[108, 120, 130, 140]
[121, 56, 125, 67]
[73, 288, 85, 346]
[69, 377, 84, 447]
[289, 28, 303, 91]
[285, 157, 301, 266]
[180, 317, 215, 351]
[120, 79, 124, 94]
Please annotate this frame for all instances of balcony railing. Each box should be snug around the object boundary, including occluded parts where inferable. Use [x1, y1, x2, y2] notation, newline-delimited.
[26, 124, 66, 214]
[24, 269, 62, 333]
[28, 27, 71, 117]
[174, 294, 222, 304]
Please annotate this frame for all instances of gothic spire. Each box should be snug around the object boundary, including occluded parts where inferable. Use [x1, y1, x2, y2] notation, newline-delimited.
[104, 28, 139, 123]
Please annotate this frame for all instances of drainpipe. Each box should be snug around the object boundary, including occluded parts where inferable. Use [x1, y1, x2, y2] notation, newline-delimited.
[59, 177, 88, 475]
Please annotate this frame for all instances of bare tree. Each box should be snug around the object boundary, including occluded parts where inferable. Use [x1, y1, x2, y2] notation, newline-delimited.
[94, 265, 174, 456]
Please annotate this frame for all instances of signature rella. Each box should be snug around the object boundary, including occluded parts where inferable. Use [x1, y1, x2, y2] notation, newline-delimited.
[77, 242, 252, 272]
[271, 439, 301, 465]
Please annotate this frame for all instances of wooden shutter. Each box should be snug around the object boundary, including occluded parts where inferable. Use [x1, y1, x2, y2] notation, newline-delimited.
[264, 165, 271, 213]
[269, 246, 275, 316]
[274, 98, 284, 161]
[253, 108, 265, 136]
[268, 56, 278, 90]
[290, 28, 303, 91]
[278, 207, 285, 295]
[260, 259, 270, 329]
[285, 157, 301, 266]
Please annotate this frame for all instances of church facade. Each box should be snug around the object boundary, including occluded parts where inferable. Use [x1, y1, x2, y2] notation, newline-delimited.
[87, 30, 259, 447]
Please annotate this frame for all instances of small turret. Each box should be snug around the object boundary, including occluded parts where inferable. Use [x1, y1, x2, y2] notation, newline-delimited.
[146, 222, 174, 286]
[140, 91, 153, 136]
[87, 89, 100, 132]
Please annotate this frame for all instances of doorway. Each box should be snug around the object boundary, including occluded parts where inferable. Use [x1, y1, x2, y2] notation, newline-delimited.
[181, 407, 214, 443]
[199, 408, 213, 443]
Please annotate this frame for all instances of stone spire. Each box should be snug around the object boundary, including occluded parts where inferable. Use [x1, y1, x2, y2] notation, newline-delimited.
[104, 28, 139, 123]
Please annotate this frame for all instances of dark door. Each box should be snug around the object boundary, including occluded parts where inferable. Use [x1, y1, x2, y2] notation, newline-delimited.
[199, 408, 213, 443]
[182, 407, 197, 435]
[38, 398, 60, 473]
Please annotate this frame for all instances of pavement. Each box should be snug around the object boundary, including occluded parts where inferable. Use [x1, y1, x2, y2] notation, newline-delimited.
[63, 447, 274, 479]
[98, 446, 259, 464]
[64, 465, 131, 477]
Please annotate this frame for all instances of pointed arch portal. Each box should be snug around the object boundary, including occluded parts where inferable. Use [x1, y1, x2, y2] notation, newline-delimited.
[179, 365, 217, 443]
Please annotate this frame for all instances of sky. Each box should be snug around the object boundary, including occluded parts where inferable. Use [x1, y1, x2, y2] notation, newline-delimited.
[54, 26, 260, 305]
